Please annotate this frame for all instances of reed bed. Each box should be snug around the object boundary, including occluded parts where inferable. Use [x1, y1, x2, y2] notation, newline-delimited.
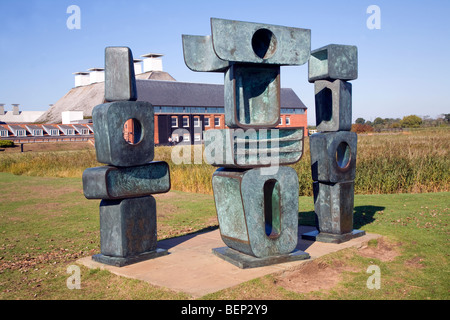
[0, 128, 448, 195]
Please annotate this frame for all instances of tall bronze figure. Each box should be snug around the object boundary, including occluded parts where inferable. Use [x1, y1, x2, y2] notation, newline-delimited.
[183, 18, 311, 268]
[82, 47, 170, 267]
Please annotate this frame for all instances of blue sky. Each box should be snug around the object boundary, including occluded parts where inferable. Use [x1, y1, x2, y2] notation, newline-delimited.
[0, 0, 449, 124]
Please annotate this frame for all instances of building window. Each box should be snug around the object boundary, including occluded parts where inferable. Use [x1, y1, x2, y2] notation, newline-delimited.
[206, 107, 225, 114]
[51, 129, 59, 136]
[171, 117, 178, 127]
[161, 107, 173, 113]
[183, 133, 190, 142]
[0, 131, 8, 137]
[279, 117, 283, 125]
[194, 133, 201, 142]
[204, 117, 210, 127]
[194, 117, 201, 127]
[183, 117, 189, 127]
[285, 117, 291, 126]
[214, 117, 220, 127]
[191, 107, 205, 113]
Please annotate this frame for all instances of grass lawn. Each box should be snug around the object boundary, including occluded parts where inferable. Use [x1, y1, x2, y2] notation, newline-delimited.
[0, 172, 448, 300]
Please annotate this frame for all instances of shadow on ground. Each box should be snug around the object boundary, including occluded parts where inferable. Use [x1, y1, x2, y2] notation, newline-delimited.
[299, 205, 385, 230]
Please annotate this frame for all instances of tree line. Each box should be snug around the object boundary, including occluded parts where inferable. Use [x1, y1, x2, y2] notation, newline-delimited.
[351, 114, 449, 133]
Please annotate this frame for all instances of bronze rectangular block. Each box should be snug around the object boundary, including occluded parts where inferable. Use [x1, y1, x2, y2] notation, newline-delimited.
[92, 101, 154, 166]
[204, 128, 304, 168]
[224, 64, 280, 128]
[211, 18, 311, 65]
[308, 44, 358, 83]
[99, 196, 158, 258]
[83, 161, 170, 200]
[104, 47, 137, 102]
[212, 167, 300, 258]
[310, 131, 357, 183]
[315, 80, 352, 132]
[313, 181, 355, 235]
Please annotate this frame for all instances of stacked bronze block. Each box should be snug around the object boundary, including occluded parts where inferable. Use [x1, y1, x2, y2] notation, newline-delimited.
[82, 47, 170, 267]
[302, 44, 365, 243]
[183, 18, 311, 268]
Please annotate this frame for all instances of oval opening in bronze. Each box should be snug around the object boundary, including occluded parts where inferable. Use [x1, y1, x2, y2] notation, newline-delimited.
[336, 141, 351, 170]
[123, 118, 143, 145]
[264, 179, 281, 239]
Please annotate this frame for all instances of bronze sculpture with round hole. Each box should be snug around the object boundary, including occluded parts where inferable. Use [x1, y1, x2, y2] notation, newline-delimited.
[183, 18, 311, 268]
[82, 47, 170, 267]
[302, 43, 365, 243]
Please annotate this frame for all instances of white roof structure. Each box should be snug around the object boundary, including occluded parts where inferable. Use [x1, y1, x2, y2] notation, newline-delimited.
[0, 111, 45, 123]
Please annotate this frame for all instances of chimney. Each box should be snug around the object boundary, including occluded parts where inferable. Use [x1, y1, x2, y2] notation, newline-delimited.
[88, 68, 105, 84]
[141, 53, 164, 73]
[73, 72, 90, 87]
[12, 104, 20, 115]
[0, 104, 4, 115]
[133, 59, 143, 75]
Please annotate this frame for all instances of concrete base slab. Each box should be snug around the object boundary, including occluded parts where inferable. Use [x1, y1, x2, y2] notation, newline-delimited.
[301, 229, 366, 244]
[77, 226, 380, 298]
[212, 247, 310, 269]
[92, 248, 168, 267]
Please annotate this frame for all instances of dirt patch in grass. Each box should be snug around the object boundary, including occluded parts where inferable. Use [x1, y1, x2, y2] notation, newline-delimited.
[18, 202, 65, 217]
[274, 259, 359, 294]
[1, 183, 81, 203]
[153, 192, 178, 200]
[0, 249, 94, 273]
[357, 237, 401, 262]
[273, 238, 402, 295]
[405, 256, 425, 268]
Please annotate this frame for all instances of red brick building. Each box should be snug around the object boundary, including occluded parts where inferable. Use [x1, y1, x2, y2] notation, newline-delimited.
[3, 68, 308, 145]
[136, 80, 308, 145]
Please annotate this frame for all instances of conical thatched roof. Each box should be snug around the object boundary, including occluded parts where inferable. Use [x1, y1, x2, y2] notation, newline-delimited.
[37, 71, 306, 124]
[36, 71, 176, 123]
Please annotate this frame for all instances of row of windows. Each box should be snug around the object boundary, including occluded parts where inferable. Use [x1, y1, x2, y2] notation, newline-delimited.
[171, 133, 201, 143]
[282, 109, 305, 115]
[157, 106, 224, 114]
[155, 106, 304, 115]
[170, 117, 293, 143]
[0, 127, 90, 137]
[171, 116, 292, 128]
[171, 116, 220, 128]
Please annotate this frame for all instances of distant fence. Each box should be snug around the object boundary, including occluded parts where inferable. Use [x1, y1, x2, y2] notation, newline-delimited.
[2, 136, 95, 144]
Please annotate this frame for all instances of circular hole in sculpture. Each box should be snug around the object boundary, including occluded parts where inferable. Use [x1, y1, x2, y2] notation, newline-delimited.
[252, 28, 277, 59]
[123, 118, 143, 145]
[336, 142, 351, 169]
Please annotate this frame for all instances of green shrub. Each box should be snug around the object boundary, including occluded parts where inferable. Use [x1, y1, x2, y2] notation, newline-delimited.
[0, 140, 14, 148]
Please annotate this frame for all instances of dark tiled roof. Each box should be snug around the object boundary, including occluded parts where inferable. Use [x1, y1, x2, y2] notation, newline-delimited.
[38, 78, 307, 123]
[136, 80, 306, 109]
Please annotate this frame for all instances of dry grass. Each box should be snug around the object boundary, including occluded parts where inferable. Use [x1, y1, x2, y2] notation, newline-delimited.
[0, 128, 448, 195]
